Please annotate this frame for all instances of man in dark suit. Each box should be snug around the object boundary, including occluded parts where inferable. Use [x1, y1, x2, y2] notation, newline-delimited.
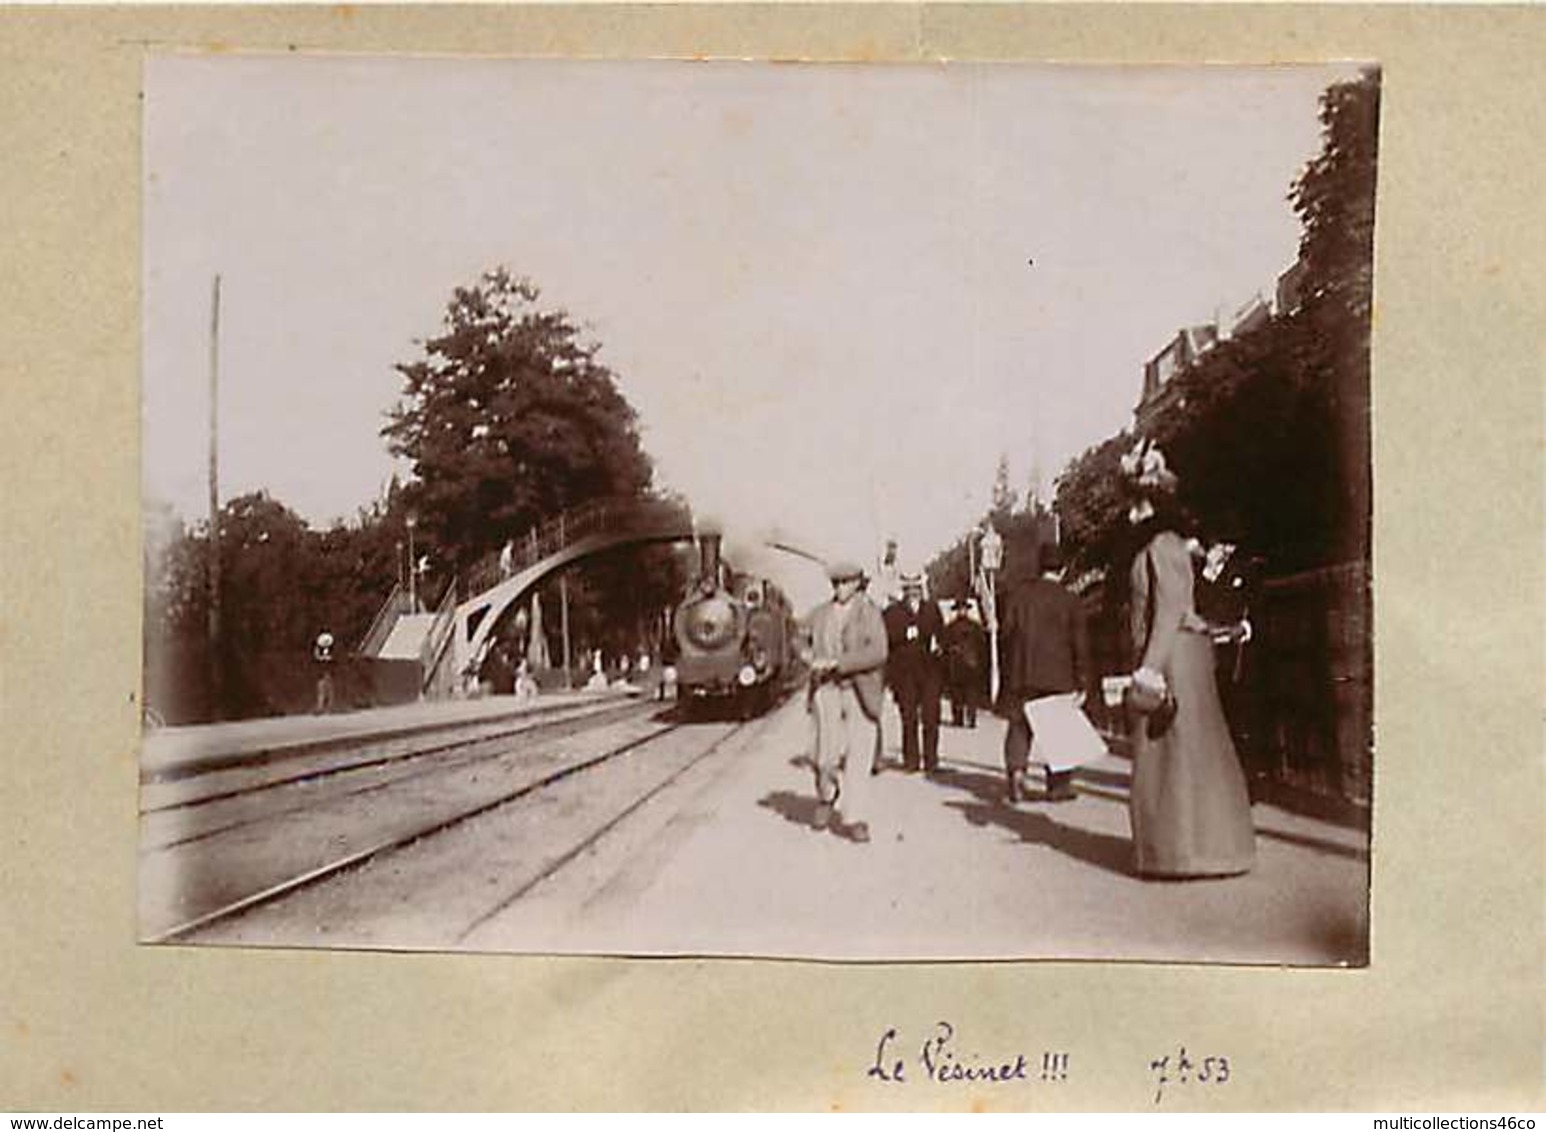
[883, 573, 945, 775]
[1195, 539, 1262, 778]
[998, 542, 1095, 803]
[942, 600, 987, 728]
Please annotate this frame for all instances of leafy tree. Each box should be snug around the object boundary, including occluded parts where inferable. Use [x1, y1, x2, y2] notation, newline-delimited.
[143, 501, 200, 639]
[989, 454, 1018, 521]
[384, 269, 653, 579]
[1290, 66, 1379, 564]
[384, 268, 698, 675]
[1053, 68, 1378, 581]
[311, 499, 417, 650]
[1024, 459, 1048, 516]
[1052, 432, 1134, 576]
[144, 489, 412, 721]
[215, 491, 318, 655]
[924, 529, 975, 604]
[1292, 67, 1380, 327]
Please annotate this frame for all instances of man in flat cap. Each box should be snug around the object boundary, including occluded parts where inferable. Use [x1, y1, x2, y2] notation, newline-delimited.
[883, 572, 946, 775]
[805, 560, 889, 843]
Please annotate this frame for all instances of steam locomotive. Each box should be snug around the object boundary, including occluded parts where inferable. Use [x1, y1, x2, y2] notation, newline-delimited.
[667, 531, 800, 716]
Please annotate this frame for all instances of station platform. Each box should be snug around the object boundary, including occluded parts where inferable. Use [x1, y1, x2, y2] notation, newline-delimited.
[139, 687, 640, 781]
[468, 696, 1372, 964]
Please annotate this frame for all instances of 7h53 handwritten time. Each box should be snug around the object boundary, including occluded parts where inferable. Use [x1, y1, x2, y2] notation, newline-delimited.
[1150, 1046, 1230, 1104]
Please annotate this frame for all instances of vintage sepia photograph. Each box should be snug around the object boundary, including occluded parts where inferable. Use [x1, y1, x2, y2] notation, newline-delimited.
[140, 55, 1377, 964]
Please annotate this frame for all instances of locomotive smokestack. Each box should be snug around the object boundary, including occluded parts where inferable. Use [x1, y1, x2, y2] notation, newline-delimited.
[698, 531, 723, 584]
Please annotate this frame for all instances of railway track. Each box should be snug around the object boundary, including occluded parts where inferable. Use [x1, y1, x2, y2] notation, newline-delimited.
[141, 695, 650, 797]
[139, 697, 654, 852]
[452, 716, 765, 945]
[140, 701, 775, 947]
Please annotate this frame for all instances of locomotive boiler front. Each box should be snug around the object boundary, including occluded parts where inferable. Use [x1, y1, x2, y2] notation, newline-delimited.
[670, 533, 790, 702]
[673, 532, 740, 691]
[677, 588, 743, 661]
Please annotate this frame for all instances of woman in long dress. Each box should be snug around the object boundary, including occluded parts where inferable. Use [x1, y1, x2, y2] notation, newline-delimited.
[1122, 442, 1255, 878]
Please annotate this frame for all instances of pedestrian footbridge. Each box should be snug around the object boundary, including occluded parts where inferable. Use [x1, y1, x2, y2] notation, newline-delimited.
[360, 496, 698, 696]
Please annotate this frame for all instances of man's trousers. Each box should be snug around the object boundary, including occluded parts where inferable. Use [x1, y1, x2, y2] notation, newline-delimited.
[811, 682, 878, 822]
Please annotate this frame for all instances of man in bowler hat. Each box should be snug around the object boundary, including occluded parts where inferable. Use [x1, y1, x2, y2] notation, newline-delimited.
[1195, 538, 1263, 778]
[942, 599, 988, 728]
[883, 573, 946, 775]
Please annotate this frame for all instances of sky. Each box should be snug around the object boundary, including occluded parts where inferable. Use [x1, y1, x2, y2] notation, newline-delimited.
[143, 56, 1360, 609]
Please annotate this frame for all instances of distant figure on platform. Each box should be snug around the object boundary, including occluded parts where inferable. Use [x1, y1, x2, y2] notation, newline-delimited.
[585, 651, 609, 692]
[942, 599, 987, 728]
[482, 639, 517, 695]
[1120, 439, 1255, 878]
[513, 659, 540, 703]
[805, 561, 888, 843]
[883, 573, 945, 775]
[659, 636, 679, 702]
[998, 542, 1098, 804]
[874, 539, 903, 608]
[979, 521, 1004, 574]
[312, 631, 336, 714]
[413, 555, 431, 613]
[499, 538, 515, 579]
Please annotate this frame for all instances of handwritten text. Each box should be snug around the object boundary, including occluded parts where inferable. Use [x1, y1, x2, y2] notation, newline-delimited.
[867, 1023, 1063, 1087]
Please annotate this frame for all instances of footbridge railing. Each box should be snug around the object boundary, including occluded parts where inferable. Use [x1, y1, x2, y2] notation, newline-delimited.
[461, 495, 693, 600]
[419, 580, 460, 694]
[357, 581, 410, 657]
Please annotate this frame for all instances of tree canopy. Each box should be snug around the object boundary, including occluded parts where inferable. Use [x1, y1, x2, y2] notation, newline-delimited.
[1051, 68, 1378, 584]
[143, 490, 410, 721]
[384, 268, 654, 578]
[1293, 68, 1380, 327]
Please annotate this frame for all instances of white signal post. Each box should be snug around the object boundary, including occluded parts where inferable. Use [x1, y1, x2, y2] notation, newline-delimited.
[979, 523, 1003, 703]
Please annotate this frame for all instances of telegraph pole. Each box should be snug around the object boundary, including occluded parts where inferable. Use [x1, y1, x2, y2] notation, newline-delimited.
[558, 510, 573, 689]
[207, 274, 223, 718]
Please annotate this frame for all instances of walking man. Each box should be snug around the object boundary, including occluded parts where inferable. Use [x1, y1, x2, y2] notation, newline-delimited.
[998, 543, 1097, 803]
[806, 561, 888, 842]
[883, 573, 945, 775]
